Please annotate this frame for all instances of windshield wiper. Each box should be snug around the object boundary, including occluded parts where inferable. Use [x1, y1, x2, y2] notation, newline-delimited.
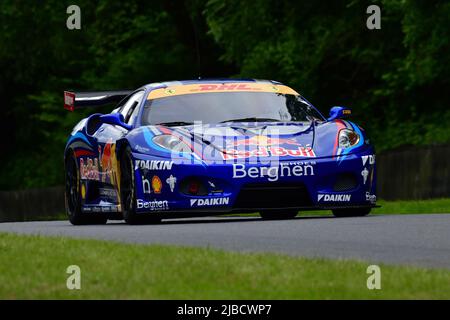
[220, 117, 281, 123]
[156, 121, 194, 127]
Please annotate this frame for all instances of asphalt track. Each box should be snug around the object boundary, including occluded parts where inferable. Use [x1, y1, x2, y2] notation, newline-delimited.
[0, 214, 449, 269]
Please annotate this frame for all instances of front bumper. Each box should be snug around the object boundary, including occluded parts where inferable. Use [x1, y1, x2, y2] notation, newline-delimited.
[133, 150, 377, 214]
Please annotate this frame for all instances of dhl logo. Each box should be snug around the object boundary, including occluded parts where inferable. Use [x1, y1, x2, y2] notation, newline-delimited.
[189, 83, 261, 92]
[147, 83, 299, 100]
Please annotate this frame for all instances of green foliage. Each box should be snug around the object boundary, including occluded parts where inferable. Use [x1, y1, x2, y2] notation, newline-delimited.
[0, 0, 448, 189]
[205, 0, 450, 147]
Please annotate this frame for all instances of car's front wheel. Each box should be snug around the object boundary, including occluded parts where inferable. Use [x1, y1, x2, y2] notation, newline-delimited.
[120, 146, 161, 225]
[332, 208, 371, 218]
[65, 152, 107, 225]
[259, 210, 298, 220]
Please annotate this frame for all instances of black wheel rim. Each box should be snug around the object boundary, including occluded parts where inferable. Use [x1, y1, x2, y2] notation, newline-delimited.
[66, 157, 79, 214]
[121, 154, 134, 212]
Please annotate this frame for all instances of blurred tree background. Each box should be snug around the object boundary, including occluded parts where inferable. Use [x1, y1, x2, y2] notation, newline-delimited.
[0, 0, 448, 189]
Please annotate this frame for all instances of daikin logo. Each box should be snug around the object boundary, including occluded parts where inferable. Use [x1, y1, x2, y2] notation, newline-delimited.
[318, 194, 351, 202]
[135, 160, 173, 170]
[190, 198, 230, 207]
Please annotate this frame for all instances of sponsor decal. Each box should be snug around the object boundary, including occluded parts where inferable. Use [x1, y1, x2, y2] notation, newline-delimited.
[64, 92, 75, 106]
[100, 143, 112, 175]
[318, 194, 352, 202]
[81, 183, 86, 199]
[362, 155, 375, 166]
[142, 176, 151, 194]
[366, 192, 377, 204]
[137, 199, 169, 211]
[135, 145, 151, 153]
[190, 83, 261, 92]
[222, 136, 314, 160]
[135, 160, 173, 171]
[166, 175, 177, 192]
[222, 146, 315, 160]
[98, 140, 118, 185]
[80, 158, 100, 181]
[147, 83, 299, 100]
[208, 181, 223, 194]
[208, 181, 216, 188]
[190, 198, 230, 207]
[82, 205, 119, 213]
[101, 206, 114, 213]
[152, 176, 162, 194]
[228, 135, 300, 147]
[361, 167, 369, 184]
[99, 188, 117, 200]
[142, 175, 164, 194]
[232, 162, 315, 182]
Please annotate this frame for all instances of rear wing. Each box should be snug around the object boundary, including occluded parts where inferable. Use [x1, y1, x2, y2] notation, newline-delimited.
[64, 90, 133, 111]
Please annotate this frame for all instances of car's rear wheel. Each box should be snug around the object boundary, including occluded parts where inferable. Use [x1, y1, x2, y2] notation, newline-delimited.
[120, 146, 161, 225]
[259, 209, 298, 220]
[332, 208, 371, 218]
[65, 152, 107, 225]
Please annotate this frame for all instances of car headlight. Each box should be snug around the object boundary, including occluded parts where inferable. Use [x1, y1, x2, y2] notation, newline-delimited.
[152, 134, 191, 152]
[338, 129, 360, 148]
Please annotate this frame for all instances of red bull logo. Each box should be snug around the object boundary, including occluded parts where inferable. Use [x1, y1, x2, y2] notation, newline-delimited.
[222, 135, 315, 160]
[227, 135, 301, 147]
[222, 147, 315, 160]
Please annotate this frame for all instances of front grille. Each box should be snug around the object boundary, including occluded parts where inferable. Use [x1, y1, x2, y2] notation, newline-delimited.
[233, 182, 312, 209]
[333, 173, 358, 191]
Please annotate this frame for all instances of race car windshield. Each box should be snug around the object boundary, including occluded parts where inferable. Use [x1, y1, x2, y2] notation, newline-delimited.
[142, 92, 324, 126]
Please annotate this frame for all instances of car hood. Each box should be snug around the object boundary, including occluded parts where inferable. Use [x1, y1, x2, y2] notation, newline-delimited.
[127, 121, 349, 162]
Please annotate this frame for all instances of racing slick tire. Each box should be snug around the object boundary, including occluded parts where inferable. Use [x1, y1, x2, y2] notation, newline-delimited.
[259, 210, 299, 220]
[120, 146, 161, 225]
[65, 152, 107, 225]
[332, 208, 371, 218]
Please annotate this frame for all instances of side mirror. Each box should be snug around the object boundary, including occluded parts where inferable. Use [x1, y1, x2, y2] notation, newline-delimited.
[99, 113, 132, 130]
[328, 106, 352, 121]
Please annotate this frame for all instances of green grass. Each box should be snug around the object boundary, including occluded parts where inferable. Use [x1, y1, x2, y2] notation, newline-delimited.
[227, 198, 450, 218]
[306, 198, 450, 217]
[0, 232, 449, 299]
[374, 198, 450, 215]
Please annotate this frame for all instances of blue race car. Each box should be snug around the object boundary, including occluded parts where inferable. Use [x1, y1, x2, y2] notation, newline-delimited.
[64, 79, 376, 225]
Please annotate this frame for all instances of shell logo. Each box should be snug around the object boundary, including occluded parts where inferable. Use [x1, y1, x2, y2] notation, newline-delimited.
[152, 176, 162, 194]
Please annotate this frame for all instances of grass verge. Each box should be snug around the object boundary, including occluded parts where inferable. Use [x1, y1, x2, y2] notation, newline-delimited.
[373, 198, 450, 215]
[0, 232, 448, 299]
[304, 198, 450, 217]
[227, 198, 450, 218]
